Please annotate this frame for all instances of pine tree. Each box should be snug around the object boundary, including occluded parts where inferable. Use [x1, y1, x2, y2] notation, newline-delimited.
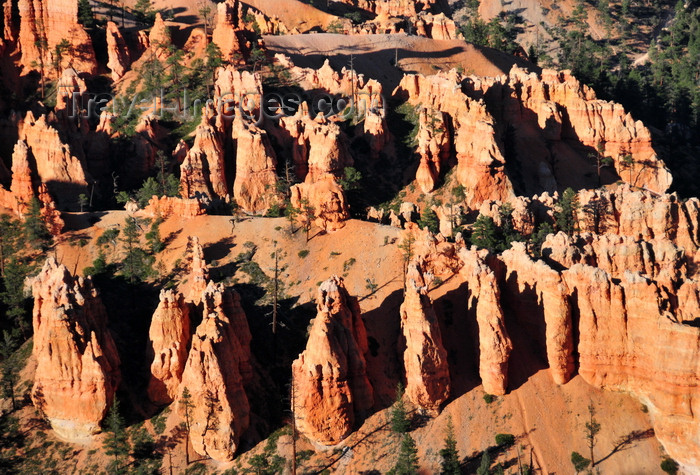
[0, 214, 21, 278]
[133, 0, 155, 24]
[1, 256, 31, 337]
[78, 193, 88, 212]
[52, 38, 71, 77]
[24, 197, 51, 250]
[471, 215, 499, 252]
[529, 222, 553, 259]
[300, 198, 315, 243]
[284, 199, 300, 234]
[439, 417, 460, 475]
[476, 451, 491, 475]
[77, 0, 95, 28]
[497, 202, 521, 250]
[103, 399, 130, 474]
[166, 47, 186, 109]
[204, 42, 223, 98]
[145, 218, 164, 254]
[555, 188, 579, 236]
[339, 166, 362, 191]
[388, 434, 420, 475]
[121, 217, 155, 283]
[180, 387, 193, 465]
[390, 383, 410, 433]
[449, 184, 466, 233]
[398, 233, 415, 279]
[418, 205, 439, 234]
[585, 402, 601, 468]
[1, 358, 20, 411]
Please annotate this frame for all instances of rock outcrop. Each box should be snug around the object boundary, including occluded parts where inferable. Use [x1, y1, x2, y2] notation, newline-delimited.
[459, 248, 512, 395]
[2, 140, 34, 216]
[20, 111, 88, 207]
[280, 108, 352, 230]
[500, 243, 574, 384]
[106, 22, 131, 81]
[18, 0, 97, 77]
[561, 265, 700, 470]
[142, 196, 207, 219]
[400, 262, 450, 410]
[232, 114, 279, 213]
[31, 258, 120, 441]
[148, 13, 171, 59]
[414, 108, 450, 193]
[395, 72, 514, 208]
[183, 236, 210, 304]
[463, 67, 673, 194]
[147, 290, 191, 405]
[201, 281, 253, 383]
[414, 12, 458, 40]
[211, 0, 244, 63]
[180, 113, 227, 200]
[178, 283, 251, 462]
[0, 139, 64, 233]
[292, 276, 374, 445]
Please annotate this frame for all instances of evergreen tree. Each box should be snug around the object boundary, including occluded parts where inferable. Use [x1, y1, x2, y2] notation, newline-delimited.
[24, 197, 51, 250]
[584, 402, 601, 468]
[284, 199, 300, 234]
[145, 218, 164, 254]
[0, 214, 21, 278]
[1, 358, 20, 411]
[78, 193, 89, 212]
[300, 199, 315, 242]
[103, 399, 130, 474]
[476, 451, 491, 475]
[180, 387, 193, 465]
[449, 184, 466, 233]
[471, 215, 499, 252]
[390, 383, 410, 433]
[339, 166, 362, 191]
[398, 233, 416, 279]
[165, 47, 186, 108]
[142, 55, 165, 96]
[439, 417, 460, 475]
[121, 217, 155, 283]
[388, 433, 420, 475]
[204, 42, 223, 98]
[133, 0, 155, 24]
[497, 202, 522, 250]
[418, 205, 439, 234]
[554, 188, 579, 236]
[52, 38, 71, 77]
[1, 257, 31, 337]
[529, 222, 554, 259]
[77, 0, 95, 28]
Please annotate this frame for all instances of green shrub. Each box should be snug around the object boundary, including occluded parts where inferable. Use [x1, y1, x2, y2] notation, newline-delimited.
[298, 249, 310, 258]
[483, 394, 495, 404]
[661, 458, 679, 475]
[494, 433, 515, 447]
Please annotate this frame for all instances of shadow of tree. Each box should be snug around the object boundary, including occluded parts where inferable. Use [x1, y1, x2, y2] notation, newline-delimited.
[596, 428, 655, 467]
